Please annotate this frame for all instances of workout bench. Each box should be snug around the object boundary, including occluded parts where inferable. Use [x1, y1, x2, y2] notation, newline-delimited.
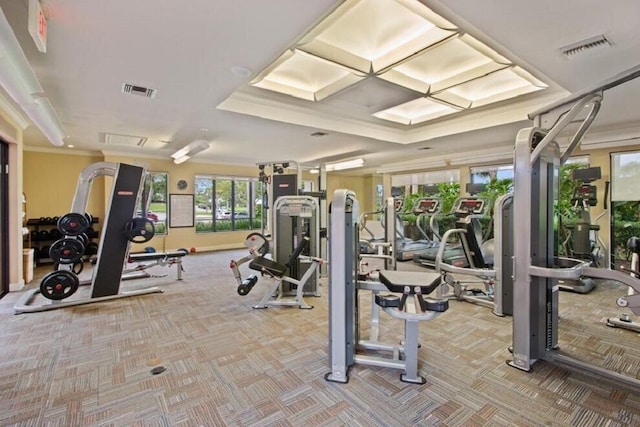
[122, 249, 188, 281]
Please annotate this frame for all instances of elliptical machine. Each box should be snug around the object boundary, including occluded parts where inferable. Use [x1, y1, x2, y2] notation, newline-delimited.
[557, 167, 602, 293]
[607, 236, 640, 331]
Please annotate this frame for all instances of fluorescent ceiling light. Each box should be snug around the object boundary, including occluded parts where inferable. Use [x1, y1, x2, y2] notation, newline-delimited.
[449, 150, 513, 166]
[250, 49, 365, 101]
[326, 158, 364, 171]
[376, 159, 447, 173]
[0, 8, 66, 146]
[171, 140, 210, 164]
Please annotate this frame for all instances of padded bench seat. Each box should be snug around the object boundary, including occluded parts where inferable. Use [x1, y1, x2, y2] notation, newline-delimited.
[378, 270, 441, 294]
[249, 257, 287, 278]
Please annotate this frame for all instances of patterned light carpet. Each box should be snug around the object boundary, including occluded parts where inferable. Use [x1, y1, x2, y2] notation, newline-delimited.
[0, 249, 639, 426]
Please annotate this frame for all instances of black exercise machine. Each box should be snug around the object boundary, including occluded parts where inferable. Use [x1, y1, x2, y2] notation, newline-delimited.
[230, 232, 324, 309]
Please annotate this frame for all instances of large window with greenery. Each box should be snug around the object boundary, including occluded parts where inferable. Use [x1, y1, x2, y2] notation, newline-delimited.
[195, 175, 262, 232]
[139, 171, 167, 234]
[391, 169, 460, 207]
[470, 164, 514, 183]
[611, 151, 640, 268]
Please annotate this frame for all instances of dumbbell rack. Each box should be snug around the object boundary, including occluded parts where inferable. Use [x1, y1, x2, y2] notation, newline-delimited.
[25, 216, 100, 265]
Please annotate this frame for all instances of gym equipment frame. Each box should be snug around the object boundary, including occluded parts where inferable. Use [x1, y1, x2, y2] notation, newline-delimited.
[325, 190, 448, 384]
[15, 162, 162, 313]
[509, 64, 640, 389]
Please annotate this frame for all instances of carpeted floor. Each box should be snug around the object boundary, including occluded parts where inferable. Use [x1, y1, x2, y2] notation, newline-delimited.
[0, 249, 639, 426]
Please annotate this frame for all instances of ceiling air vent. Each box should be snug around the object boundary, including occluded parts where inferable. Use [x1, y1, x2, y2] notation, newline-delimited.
[99, 132, 148, 147]
[311, 131, 328, 137]
[122, 83, 157, 98]
[560, 35, 612, 59]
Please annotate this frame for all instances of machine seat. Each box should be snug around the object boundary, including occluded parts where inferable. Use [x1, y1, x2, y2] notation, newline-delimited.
[378, 270, 441, 294]
[249, 257, 287, 278]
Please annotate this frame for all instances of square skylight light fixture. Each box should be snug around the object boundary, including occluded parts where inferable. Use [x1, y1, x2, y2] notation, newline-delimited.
[297, 0, 456, 73]
[249, 0, 549, 125]
[250, 49, 365, 101]
[377, 34, 511, 94]
[431, 66, 547, 109]
[373, 97, 462, 125]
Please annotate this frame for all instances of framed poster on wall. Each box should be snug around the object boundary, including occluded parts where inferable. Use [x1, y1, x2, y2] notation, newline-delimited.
[169, 193, 194, 228]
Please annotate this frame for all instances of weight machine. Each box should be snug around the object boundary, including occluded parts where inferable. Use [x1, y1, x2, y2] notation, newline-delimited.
[509, 64, 640, 389]
[230, 195, 323, 308]
[15, 162, 161, 314]
[325, 190, 448, 384]
[257, 161, 327, 275]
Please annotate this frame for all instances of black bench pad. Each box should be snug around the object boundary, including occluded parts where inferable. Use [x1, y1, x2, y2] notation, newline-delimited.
[249, 257, 287, 277]
[378, 270, 441, 294]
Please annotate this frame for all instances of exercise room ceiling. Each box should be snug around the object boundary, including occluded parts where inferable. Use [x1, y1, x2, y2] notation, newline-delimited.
[1, 0, 639, 174]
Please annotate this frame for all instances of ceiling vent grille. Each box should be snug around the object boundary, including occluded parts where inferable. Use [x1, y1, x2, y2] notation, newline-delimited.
[560, 35, 612, 59]
[122, 83, 157, 98]
[99, 132, 148, 147]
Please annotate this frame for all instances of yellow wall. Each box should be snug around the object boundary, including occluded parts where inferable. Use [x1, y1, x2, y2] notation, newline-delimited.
[327, 173, 376, 212]
[23, 151, 106, 220]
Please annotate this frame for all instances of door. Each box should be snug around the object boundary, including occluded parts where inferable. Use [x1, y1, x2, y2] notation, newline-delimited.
[0, 139, 8, 298]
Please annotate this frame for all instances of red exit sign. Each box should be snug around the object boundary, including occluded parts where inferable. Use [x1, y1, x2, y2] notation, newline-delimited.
[28, 0, 47, 53]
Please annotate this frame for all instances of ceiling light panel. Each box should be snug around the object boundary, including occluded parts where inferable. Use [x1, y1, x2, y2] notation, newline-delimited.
[373, 97, 461, 125]
[378, 34, 510, 94]
[251, 49, 364, 101]
[432, 66, 547, 108]
[298, 0, 456, 73]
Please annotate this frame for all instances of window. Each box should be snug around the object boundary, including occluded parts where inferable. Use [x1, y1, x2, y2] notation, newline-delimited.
[611, 151, 640, 268]
[470, 164, 514, 184]
[139, 171, 167, 234]
[391, 170, 460, 200]
[195, 175, 262, 232]
[391, 169, 460, 214]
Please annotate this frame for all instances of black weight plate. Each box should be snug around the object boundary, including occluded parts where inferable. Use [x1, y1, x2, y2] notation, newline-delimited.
[49, 238, 85, 264]
[123, 217, 155, 243]
[85, 242, 99, 255]
[57, 213, 90, 236]
[40, 270, 79, 300]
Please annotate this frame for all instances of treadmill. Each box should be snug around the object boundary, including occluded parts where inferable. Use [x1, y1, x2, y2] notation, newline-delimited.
[395, 197, 441, 261]
[413, 196, 490, 269]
